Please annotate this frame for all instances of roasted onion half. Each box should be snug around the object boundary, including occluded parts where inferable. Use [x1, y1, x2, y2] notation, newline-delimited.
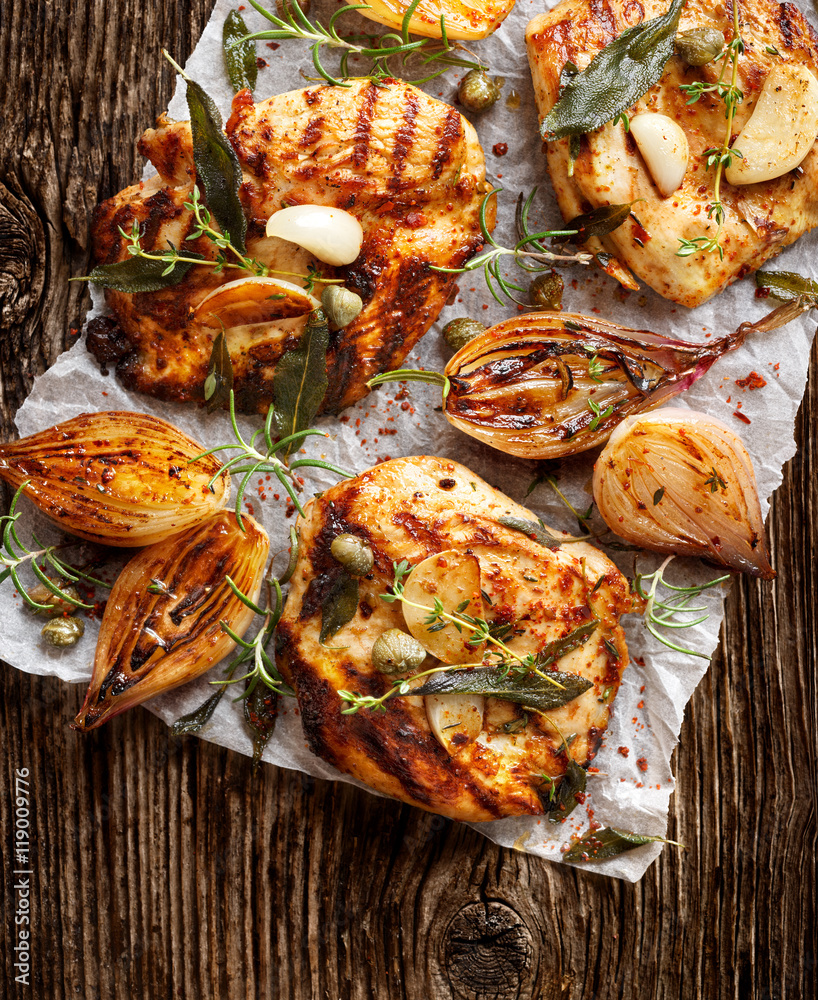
[0, 411, 229, 546]
[593, 408, 774, 578]
[73, 511, 269, 730]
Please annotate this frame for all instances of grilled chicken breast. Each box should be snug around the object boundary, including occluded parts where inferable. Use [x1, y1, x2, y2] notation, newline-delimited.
[526, 0, 818, 307]
[278, 456, 641, 821]
[89, 80, 491, 413]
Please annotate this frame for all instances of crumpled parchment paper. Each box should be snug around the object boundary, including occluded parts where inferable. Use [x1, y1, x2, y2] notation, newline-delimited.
[4, 0, 817, 880]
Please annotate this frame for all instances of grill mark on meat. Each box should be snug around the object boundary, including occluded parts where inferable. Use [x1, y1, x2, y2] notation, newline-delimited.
[352, 83, 381, 167]
[589, 0, 618, 40]
[430, 109, 462, 180]
[300, 115, 325, 148]
[141, 188, 182, 250]
[390, 90, 421, 180]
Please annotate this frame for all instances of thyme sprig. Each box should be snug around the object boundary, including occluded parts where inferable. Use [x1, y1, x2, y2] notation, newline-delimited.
[634, 556, 729, 658]
[0, 483, 109, 611]
[239, 0, 478, 88]
[676, 6, 744, 260]
[190, 390, 350, 523]
[432, 188, 591, 306]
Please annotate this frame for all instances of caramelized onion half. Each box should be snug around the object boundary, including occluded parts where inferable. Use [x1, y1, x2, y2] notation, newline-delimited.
[593, 408, 774, 578]
[73, 511, 269, 730]
[0, 412, 229, 546]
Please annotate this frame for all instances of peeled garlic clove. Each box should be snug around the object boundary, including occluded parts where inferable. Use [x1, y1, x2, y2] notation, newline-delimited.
[401, 549, 485, 663]
[426, 692, 485, 753]
[629, 113, 689, 197]
[266, 205, 363, 266]
[593, 407, 774, 578]
[726, 64, 818, 185]
[195, 276, 319, 327]
[73, 511, 269, 730]
[0, 412, 229, 546]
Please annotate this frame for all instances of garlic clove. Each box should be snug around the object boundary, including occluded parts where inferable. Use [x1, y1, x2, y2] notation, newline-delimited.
[0, 411, 229, 547]
[265, 205, 364, 266]
[72, 511, 269, 730]
[726, 64, 818, 185]
[592, 407, 774, 578]
[628, 113, 689, 197]
[194, 276, 319, 327]
[401, 549, 485, 663]
[425, 692, 485, 753]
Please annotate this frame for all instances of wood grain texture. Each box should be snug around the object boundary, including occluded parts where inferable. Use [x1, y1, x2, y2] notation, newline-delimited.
[0, 1, 815, 998]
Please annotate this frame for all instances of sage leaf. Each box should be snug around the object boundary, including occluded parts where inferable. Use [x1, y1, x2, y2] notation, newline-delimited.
[496, 515, 560, 549]
[755, 269, 818, 303]
[535, 620, 598, 667]
[540, 0, 685, 139]
[547, 757, 586, 822]
[223, 10, 258, 94]
[204, 327, 234, 412]
[171, 687, 226, 735]
[273, 309, 329, 453]
[185, 75, 247, 253]
[244, 679, 278, 771]
[564, 202, 635, 245]
[320, 570, 359, 643]
[413, 668, 592, 713]
[78, 253, 204, 293]
[564, 826, 678, 862]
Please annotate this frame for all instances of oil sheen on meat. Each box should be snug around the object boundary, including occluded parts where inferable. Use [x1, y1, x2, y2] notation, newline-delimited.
[89, 80, 492, 413]
[277, 456, 642, 821]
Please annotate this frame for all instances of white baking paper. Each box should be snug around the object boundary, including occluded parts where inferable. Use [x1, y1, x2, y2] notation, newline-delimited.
[4, 0, 817, 880]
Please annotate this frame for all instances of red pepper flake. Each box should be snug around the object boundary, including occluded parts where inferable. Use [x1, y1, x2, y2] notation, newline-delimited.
[256, 57, 268, 69]
[617, 746, 630, 757]
[636, 757, 648, 772]
[639, 684, 645, 693]
[493, 142, 508, 156]
[266, 41, 280, 50]
[637, 700, 644, 709]
[735, 371, 767, 390]
[734, 411, 752, 424]
[574, 791, 586, 805]
[405, 211, 427, 228]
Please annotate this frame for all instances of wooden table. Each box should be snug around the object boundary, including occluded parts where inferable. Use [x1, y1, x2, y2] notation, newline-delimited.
[1, 1, 815, 996]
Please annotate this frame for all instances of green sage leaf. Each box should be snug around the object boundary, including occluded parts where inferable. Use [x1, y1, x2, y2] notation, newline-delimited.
[755, 269, 818, 303]
[547, 758, 586, 822]
[273, 309, 329, 453]
[185, 76, 247, 253]
[244, 679, 278, 771]
[171, 688, 226, 735]
[496, 515, 560, 549]
[320, 570, 359, 644]
[540, 0, 685, 140]
[223, 10, 258, 94]
[563, 202, 635, 245]
[535, 620, 598, 668]
[564, 826, 676, 862]
[78, 253, 204, 293]
[413, 667, 592, 713]
[204, 327, 234, 412]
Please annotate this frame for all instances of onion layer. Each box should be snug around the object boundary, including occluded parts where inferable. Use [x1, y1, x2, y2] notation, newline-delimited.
[73, 511, 269, 730]
[0, 412, 230, 546]
[592, 407, 774, 578]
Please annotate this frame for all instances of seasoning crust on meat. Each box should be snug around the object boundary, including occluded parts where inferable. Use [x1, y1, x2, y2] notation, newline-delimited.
[89, 80, 492, 413]
[526, 0, 818, 307]
[277, 456, 641, 822]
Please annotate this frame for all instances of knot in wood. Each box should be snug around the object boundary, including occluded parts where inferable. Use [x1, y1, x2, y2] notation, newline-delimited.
[443, 901, 532, 1000]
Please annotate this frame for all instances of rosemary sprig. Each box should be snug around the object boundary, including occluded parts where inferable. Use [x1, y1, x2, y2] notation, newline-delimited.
[238, 0, 478, 88]
[190, 390, 351, 523]
[0, 483, 109, 611]
[634, 556, 729, 658]
[432, 188, 591, 306]
[676, 6, 744, 260]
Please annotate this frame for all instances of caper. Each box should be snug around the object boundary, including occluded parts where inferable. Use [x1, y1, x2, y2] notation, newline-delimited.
[41, 616, 85, 648]
[371, 629, 427, 675]
[442, 317, 486, 353]
[321, 285, 363, 329]
[458, 69, 500, 114]
[674, 27, 725, 66]
[330, 533, 374, 577]
[276, 0, 311, 17]
[529, 272, 564, 311]
[26, 581, 80, 617]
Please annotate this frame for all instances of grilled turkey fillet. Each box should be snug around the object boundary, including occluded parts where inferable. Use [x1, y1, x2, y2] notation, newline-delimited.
[89, 80, 491, 413]
[278, 456, 641, 821]
[526, 0, 818, 307]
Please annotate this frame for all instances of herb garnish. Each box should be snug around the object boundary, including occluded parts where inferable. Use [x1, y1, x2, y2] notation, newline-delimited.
[223, 9, 258, 93]
[704, 467, 727, 493]
[564, 826, 684, 862]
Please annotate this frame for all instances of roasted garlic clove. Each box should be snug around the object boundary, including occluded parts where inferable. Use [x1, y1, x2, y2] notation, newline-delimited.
[0, 412, 230, 547]
[265, 205, 363, 266]
[194, 276, 319, 327]
[72, 511, 269, 730]
[425, 692, 485, 753]
[629, 113, 689, 197]
[593, 407, 774, 578]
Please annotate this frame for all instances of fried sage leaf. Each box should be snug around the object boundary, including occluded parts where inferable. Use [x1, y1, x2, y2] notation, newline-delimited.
[171, 688, 227, 735]
[244, 679, 278, 770]
[223, 9, 258, 94]
[79, 253, 204, 293]
[535, 620, 598, 667]
[412, 668, 593, 713]
[496, 515, 559, 548]
[184, 73, 247, 252]
[547, 758, 586, 822]
[564, 826, 677, 861]
[273, 309, 329, 453]
[320, 569, 359, 644]
[204, 327, 234, 412]
[755, 269, 818, 303]
[540, 0, 685, 140]
[563, 202, 635, 245]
